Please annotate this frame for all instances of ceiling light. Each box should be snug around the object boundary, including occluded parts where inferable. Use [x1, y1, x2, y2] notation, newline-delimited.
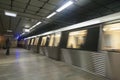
[21, 33, 25, 35]
[46, 12, 57, 19]
[5, 10, 17, 17]
[25, 25, 30, 28]
[16, 36, 19, 40]
[36, 21, 42, 25]
[56, 1, 73, 12]
[7, 30, 12, 32]
[29, 21, 42, 30]
[24, 29, 30, 32]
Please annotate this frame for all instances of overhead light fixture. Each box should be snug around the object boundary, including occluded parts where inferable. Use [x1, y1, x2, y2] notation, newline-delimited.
[19, 32, 25, 37]
[21, 33, 25, 35]
[56, 1, 73, 12]
[24, 29, 30, 32]
[7, 30, 12, 32]
[4, 10, 17, 17]
[36, 21, 42, 25]
[46, 12, 57, 19]
[29, 21, 42, 30]
[16, 36, 19, 40]
[25, 25, 30, 28]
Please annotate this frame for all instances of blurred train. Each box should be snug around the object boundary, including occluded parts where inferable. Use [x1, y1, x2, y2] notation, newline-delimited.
[19, 12, 120, 80]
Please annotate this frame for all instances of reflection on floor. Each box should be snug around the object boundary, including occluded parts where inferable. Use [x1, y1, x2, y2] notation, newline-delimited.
[0, 48, 109, 80]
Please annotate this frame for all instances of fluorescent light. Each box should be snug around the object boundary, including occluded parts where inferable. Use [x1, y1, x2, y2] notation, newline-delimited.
[56, 1, 73, 12]
[19, 32, 25, 38]
[29, 21, 42, 30]
[16, 36, 19, 40]
[30, 25, 35, 30]
[21, 33, 25, 36]
[5, 10, 17, 17]
[36, 21, 42, 25]
[7, 30, 12, 32]
[25, 25, 30, 28]
[46, 12, 57, 19]
[24, 29, 30, 32]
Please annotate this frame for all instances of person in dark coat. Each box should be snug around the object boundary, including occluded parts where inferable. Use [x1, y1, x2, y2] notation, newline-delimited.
[6, 38, 10, 55]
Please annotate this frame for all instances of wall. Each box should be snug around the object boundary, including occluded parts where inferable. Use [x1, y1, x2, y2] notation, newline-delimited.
[0, 36, 5, 49]
[0, 35, 17, 48]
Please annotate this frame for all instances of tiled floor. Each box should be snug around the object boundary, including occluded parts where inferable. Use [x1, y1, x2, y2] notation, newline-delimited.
[0, 48, 109, 80]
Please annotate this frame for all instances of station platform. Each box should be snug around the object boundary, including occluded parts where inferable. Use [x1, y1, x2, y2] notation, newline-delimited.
[0, 48, 109, 80]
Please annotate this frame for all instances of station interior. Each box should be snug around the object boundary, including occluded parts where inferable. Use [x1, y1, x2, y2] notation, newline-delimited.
[0, 0, 120, 80]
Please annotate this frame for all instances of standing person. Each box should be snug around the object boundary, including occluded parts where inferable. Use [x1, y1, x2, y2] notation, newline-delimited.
[6, 38, 10, 55]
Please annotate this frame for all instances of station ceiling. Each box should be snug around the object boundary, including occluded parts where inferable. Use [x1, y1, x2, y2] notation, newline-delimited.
[0, 0, 120, 38]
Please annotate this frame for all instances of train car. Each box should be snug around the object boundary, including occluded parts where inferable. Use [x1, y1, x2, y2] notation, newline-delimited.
[17, 39, 25, 48]
[32, 37, 39, 53]
[23, 39, 28, 49]
[29, 38, 35, 51]
[24, 12, 120, 80]
[26, 39, 31, 50]
[39, 36, 49, 56]
[37, 20, 120, 79]
[45, 32, 61, 60]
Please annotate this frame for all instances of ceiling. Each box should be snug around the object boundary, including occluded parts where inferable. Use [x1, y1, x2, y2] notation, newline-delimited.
[0, 0, 120, 38]
[0, 0, 67, 36]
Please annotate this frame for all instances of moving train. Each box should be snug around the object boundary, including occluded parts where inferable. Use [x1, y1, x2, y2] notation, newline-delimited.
[20, 12, 120, 80]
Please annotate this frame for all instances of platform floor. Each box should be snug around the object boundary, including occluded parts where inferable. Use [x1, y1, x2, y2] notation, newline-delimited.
[0, 48, 109, 80]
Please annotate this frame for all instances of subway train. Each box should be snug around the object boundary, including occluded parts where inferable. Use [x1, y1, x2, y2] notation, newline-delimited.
[20, 12, 120, 80]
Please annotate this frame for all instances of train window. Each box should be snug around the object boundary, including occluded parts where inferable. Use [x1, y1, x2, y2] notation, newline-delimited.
[102, 23, 120, 51]
[31, 38, 34, 45]
[49, 34, 55, 46]
[48, 33, 61, 47]
[67, 30, 87, 49]
[41, 36, 47, 46]
[27, 39, 30, 45]
[34, 37, 39, 45]
[54, 33, 61, 47]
